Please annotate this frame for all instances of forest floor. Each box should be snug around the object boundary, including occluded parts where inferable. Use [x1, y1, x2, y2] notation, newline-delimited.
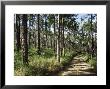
[57, 55, 96, 76]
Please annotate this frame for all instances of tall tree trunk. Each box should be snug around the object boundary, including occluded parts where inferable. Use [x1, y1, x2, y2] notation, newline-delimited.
[28, 31, 31, 48]
[48, 27, 51, 48]
[69, 32, 71, 52]
[51, 36, 53, 48]
[32, 32, 35, 46]
[62, 17, 65, 56]
[37, 14, 41, 55]
[54, 15, 56, 57]
[81, 18, 84, 52]
[21, 14, 28, 64]
[60, 15, 63, 56]
[91, 14, 94, 58]
[57, 14, 60, 62]
[41, 17, 44, 48]
[35, 14, 38, 48]
[45, 15, 48, 48]
[34, 31, 37, 48]
[16, 14, 21, 51]
[28, 14, 31, 48]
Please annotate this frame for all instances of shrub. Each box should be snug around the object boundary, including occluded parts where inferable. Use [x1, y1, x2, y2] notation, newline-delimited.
[14, 47, 77, 76]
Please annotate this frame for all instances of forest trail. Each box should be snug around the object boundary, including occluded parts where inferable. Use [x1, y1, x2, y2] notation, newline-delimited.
[58, 55, 96, 76]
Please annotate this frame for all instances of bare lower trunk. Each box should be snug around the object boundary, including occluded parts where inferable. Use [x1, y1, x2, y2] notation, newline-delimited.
[57, 14, 60, 62]
[21, 14, 28, 64]
[16, 14, 21, 51]
[57, 39, 60, 62]
[38, 14, 41, 55]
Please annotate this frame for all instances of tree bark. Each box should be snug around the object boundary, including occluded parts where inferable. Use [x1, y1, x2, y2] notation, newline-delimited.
[37, 14, 41, 55]
[45, 15, 48, 48]
[60, 15, 63, 56]
[91, 14, 94, 57]
[21, 14, 28, 64]
[62, 17, 65, 56]
[16, 14, 21, 51]
[28, 15, 31, 48]
[54, 15, 56, 57]
[57, 14, 60, 62]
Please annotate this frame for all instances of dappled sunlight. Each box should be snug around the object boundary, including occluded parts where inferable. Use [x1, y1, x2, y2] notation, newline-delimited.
[14, 14, 97, 76]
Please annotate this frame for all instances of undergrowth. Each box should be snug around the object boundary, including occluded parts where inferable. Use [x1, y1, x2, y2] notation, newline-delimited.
[14, 48, 76, 76]
[14, 48, 96, 76]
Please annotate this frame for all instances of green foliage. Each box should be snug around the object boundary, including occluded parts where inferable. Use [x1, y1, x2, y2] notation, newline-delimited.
[14, 51, 22, 68]
[28, 47, 37, 56]
[42, 48, 54, 58]
[61, 51, 77, 67]
[15, 47, 72, 76]
[14, 14, 97, 76]
[14, 50, 24, 75]
[88, 57, 97, 72]
[24, 57, 61, 76]
[14, 46, 78, 76]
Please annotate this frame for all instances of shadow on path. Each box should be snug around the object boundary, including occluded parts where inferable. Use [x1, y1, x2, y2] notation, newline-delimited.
[57, 55, 97, 76]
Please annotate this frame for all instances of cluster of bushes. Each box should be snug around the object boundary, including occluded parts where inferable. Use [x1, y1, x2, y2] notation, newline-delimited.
[14, 48, 76, 76]
[14, 47, 97, 76]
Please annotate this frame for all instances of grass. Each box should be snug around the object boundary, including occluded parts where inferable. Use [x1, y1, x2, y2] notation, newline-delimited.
[87, 57, 97, 72]
[14, 47, 97, 76]
[14, 47, 75, 76]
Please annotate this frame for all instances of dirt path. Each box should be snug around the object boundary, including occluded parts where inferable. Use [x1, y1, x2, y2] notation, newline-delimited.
[58, 55, 96, 76]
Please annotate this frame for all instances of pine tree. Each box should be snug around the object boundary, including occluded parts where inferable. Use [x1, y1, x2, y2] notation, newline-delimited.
[21, 14, 28, 64]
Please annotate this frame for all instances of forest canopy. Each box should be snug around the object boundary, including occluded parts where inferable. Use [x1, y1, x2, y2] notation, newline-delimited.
[14, 14, 97, 76]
